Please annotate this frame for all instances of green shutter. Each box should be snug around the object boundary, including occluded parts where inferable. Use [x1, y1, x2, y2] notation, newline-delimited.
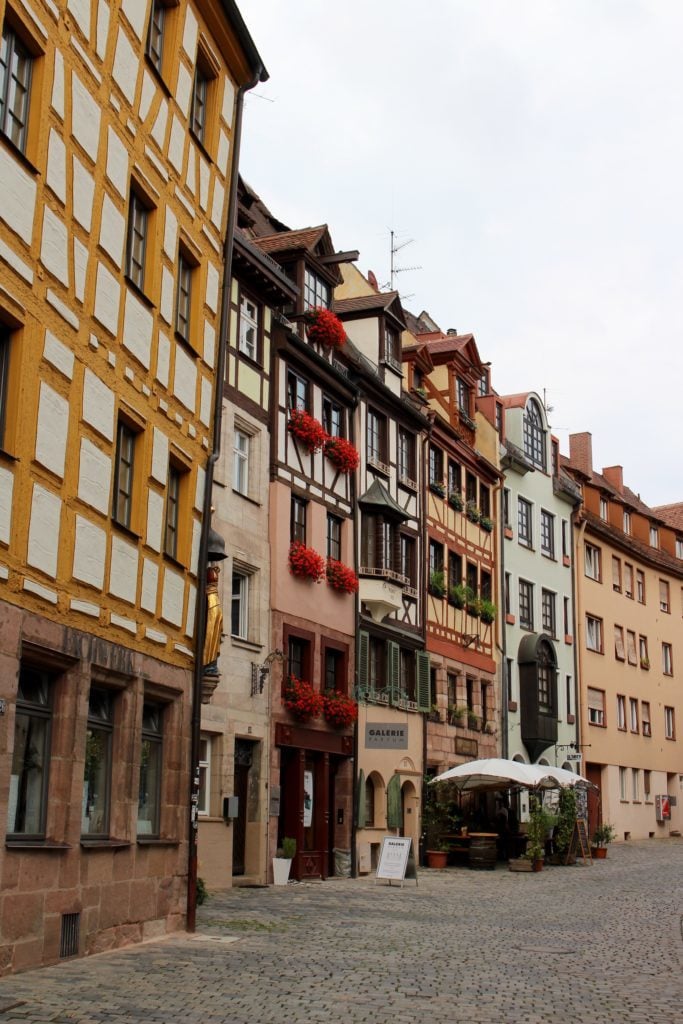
[356, 769, 366, 828]
[416, 651, 431, 711]
[388, 641, 400, 704]
[386, 775, 402, 830]
[357, 631, 369, 697]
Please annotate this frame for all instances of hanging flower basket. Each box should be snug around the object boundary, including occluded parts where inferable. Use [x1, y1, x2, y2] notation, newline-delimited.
[326, 558, 359, 594]
[288, 542, 326, 582]
[306, 307, 347, 350]
[323, 436, 360, 473]
[323, 690, 358, 729]
[284, 677, 324, 721]
[287, 409, 327, 452]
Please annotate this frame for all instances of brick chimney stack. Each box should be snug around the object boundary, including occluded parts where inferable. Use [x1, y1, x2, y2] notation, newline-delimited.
[569, 432, 593, 477]
[602, 465, 624, 494]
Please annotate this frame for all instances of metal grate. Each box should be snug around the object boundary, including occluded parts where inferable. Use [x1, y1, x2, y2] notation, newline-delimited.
[60, 913, 80, 958]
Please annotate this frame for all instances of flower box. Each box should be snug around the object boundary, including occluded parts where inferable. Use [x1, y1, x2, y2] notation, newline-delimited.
[288, 542, 325, 582]
[448, 491, 464, 511]
[323, 690, 358, 729]
[465, 502, 480, 524]
[326, 558, 359, 594]
[306, 307, 347, 350]
[429, 481, 446, 498]
[283, 677, 324, 721]
[323, 436, 359, 473]
[287, 409, 327, 452]
[480, 516, 494, 532]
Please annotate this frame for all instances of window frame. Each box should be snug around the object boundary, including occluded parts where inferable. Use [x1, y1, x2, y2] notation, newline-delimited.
[322, 395, 344, 439]
[518, 497, 532, 548]
[664, 705, 675, 740]
[238, 291, 261, 364]
[112, 418, 138, 530]
[125, 188, 150, 294]
[290, 495, 307, 544]
[137, 701, 163, 838]
[398, 428, 416, 486]
[164, 462, 181, 560]
[662, 642, 673, 676]
[541, 588, 556, 637]
[523, 398, 546, 471]
[584, 542, 602, 581]
[0, 326, 9, 449]
[587, 686, 605, 727]
[287, 368, 309, 412]
[0, 20, 33, 154]
[585, 614, 603, 653]
[82, 687, 114, 838]
[367, 408, 387, 466]
[233, 428, 250, 496]
[8, 667, 52, 838]
[629, 697, 639, 735]
[197, 733, 212, 816]
[518, 579, 534, 631]
[326, 513, 342, 562]
[540, 509, 555, 559]
[303, 267, 331, 311]
[231, 570, 249, 640]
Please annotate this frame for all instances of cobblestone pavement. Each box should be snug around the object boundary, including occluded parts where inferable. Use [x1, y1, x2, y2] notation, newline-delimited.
[1, 839, 682, 1024]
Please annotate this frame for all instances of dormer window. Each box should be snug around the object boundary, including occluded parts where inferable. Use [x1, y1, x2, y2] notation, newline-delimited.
[599, 497, 608, 521]
[523, 398, 546, 471]
[383, 326, 401, 372]
[456, 377, 470, 415]
[477, 370, 489, 397]
[304, 268, 330, 310]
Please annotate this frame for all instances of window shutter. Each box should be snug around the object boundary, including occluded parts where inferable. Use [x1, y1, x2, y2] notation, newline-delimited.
[388, 641, 400, 703]
[356, 769, 366, 828]
[416, 651, 431, 711]
[357, 631, 369, 696]
[386, 775, 402, 830]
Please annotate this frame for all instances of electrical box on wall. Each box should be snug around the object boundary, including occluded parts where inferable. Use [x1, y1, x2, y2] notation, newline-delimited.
[655, 794, 671, 821]
[269, 785, 281, 817]
[223, 796, 239, 820]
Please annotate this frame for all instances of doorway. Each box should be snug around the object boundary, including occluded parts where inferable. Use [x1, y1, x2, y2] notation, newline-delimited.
[232, 738, 255, 876]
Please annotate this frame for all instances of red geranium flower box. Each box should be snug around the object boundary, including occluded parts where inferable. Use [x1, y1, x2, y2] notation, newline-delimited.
[323, 690, 358, 729]
[326, 558, 359, 594]
[284, 677, 324, 721]
[289, 542, 326, 582]
[306, 307, 347, 350]
[324, 436, 360, 473]
[288, 409, 327, 452]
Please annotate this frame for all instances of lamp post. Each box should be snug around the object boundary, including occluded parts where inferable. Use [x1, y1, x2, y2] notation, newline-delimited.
[187, 523, 227, 932]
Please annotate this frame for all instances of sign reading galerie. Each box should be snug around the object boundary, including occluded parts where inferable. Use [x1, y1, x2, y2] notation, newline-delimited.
[376, 836, 413, 881]
[365, 724, 408, 749]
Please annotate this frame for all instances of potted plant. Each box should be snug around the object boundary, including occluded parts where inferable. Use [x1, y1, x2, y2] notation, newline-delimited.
[466, 595, 482, 618]
[480, 515, 494, 532]
[448, 705, 466, 726]
[448, 490, 464, 511]
[287, 408, 327, 452]
[592, 822, 615, 859]
[326, 558, 359, 594]
[273, 836, 296, 885]
[288, 541, 326, 582]
[283, 677, 324, 722]
[323, 435, 360, 473]
[429, 570, 445, 598]
[480, 599, 496, 624]
[448, 582, 467, 608]
[322, 690, 358, 729]
[467, 711, 480, 731]
[465, 501, 480, 524]
[305, 307, 347, 350]
[428, 704, 442, 723]
[525, 797, 550, 870]
[640, 657, 650, 670]
[552, 787, 577, 864]
[429, 480, 446, 498]
[421, 791, 456, 868]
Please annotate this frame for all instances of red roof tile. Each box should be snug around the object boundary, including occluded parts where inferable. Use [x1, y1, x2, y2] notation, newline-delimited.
[652, 502, 683, 532]
[254, 226, 328, 255]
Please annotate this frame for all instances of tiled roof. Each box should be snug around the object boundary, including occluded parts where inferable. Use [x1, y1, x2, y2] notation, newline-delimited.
[333, 292, 401, 316]
[652, 502, 683, 531]
[498, 392, 530, 410]
[582, 511, 683, 578]
[424, 334, 474, 354]
[254, 226, 328, 254]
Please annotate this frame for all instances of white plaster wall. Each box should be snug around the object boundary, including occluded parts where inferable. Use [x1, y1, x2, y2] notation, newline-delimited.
[105, 126, 128, 199]
[94, 261, 121, 335]
[27, 485, 61, 578]
[163, 207, 177, 259]
[151, 427, 169, 484]
[46, 129, 67, 203]
[120, 0, 146, 39]
[43, 330, 74, 379]
[151, 100, 168, 150]
[0, 146, 37, 243]
[35, 382, 69, 478]
[98, 193, 125, 268]
[71, 73, 101, 162]
[109, 533, 138, 603]
[78, 437, 111, 514]
[73, 514, 107, 588]
[167, 116, 185, 174]
[0, 466, 13, 544]
[73, 238, 89, 303]
[82, 367, 115, 441]
[40, 207, 69, 286]
[173, 344, 197, 412]
[182, 6, 198, 59]
[205, 264, 218, 314]
[161, 566, 184, 627]
[146, 489, 163, 552]
[72, 157, 96, 231]
[122, 289, 153, 368]
[156, 332, 170, 387]
[199, 377, 211, 426]
[111, 27, 139, 106]
[67, 0, 91, 38]
[51, 49, 65, 118]
[159, 266, 174, 325]
[141, 557, 159, 612]
[175, 64, 192, 118]
[96, 0, 110, 60]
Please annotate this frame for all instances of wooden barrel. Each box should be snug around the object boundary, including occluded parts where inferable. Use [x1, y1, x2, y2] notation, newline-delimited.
[469, 835, 497, 870]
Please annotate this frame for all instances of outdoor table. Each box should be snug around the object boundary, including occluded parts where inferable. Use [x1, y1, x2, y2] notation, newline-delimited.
[468, 832, 498, 870]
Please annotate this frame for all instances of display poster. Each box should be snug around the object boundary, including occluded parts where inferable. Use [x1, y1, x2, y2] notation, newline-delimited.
[376, 836, 415, 884]
[303, 770, 313, 828]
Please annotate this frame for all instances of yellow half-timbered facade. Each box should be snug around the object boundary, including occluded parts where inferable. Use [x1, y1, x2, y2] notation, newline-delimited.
[0, 0, 263, 974]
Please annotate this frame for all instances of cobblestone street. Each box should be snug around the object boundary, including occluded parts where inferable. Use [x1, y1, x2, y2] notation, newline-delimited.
[1, 839, 682, 1024]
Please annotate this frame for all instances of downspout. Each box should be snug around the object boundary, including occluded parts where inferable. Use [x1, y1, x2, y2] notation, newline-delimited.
[187, 61, 265, 932]
[419, 413, 431, 867]
[349, 390, 359, 879]
[491, 478, 507, 758]
[573, 515, 587, 766]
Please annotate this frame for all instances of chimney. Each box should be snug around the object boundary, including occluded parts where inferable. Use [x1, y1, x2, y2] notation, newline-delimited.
[569, 432, 593, 477]
[602, 465, 624, 494]
[446, 328, 458, 336]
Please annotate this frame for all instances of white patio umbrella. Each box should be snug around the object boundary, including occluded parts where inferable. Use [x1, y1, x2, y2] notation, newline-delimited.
[430, 757, 593, 792]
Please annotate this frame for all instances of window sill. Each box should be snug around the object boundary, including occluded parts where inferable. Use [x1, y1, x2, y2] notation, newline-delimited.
[124, 275, 156, 311]
[231, 636, 263, 653]
[174, 330, 201, 359]
[504, 527, 513, 539]
[144, 55, 173, 99]
[397, 474, 418, 493]
[236, 347, 263, 371]
[232, 488, 262, 508]
[190, 127, 214, 166]
[6, 840, 70, 851]
[163, 552, 187, 572]
[81, 838, 131, 849]
[111, 520, 141, 543]
[541, 552, 557, 562]
[0, 129, 40, 175]
[0, 446, 18, 464]
[136, 837, 179, 846]
[588, 722, 606, 728]
[564, 634, 573, 645]
[562, 555, 571, 567]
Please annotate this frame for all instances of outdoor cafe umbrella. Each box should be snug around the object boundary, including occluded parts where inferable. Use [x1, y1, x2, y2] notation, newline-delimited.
[430, 757, 594, 792]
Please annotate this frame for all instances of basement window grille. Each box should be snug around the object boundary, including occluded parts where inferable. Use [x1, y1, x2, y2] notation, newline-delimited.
[60, 912, 80, 958]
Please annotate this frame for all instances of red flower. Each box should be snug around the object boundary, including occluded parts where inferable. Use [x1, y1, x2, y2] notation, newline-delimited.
[323, 436, 360, 473]
[306, 307, 347, 350]
[288, 409, 327, 452]
[326, 558, 359, 594]
[284, 677, 324, 721]
[289, 542, 326, 582]
[323, 690, 358, 729]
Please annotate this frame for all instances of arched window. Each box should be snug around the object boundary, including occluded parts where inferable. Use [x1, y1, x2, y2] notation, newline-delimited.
[365, 778, 375, 827]
[523, 399, 546, 470]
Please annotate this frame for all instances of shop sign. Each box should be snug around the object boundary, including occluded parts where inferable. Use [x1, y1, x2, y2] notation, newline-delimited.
[365, 724, 408, 749]
[455, 737, 478, 757]
[376, 836, 413, 882]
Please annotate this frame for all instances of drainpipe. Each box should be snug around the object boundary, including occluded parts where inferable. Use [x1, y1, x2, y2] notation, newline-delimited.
[491, 478, 507, 758]
[187, 59, 265, 932]
[349, 390, 359, 879]
[573, 516, 587, 764]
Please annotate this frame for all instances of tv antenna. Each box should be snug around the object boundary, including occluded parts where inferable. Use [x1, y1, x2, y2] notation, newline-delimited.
[384, 230, 422, 291]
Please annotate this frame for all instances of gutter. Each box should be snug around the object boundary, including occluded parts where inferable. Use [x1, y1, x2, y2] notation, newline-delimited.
[187, 53, 265, 932]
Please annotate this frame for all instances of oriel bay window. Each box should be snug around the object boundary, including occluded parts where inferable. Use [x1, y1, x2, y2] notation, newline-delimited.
[8, 667, 52, 837]
[82, 688, 114, 837]
[137, 702, 163, 837]
[361, 514, 398, 574]
[304, 267, 330, 310]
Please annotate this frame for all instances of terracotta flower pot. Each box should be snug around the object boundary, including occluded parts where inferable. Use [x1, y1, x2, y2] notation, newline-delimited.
[592, 846, 607, 859]
[426, 850, 448, 869]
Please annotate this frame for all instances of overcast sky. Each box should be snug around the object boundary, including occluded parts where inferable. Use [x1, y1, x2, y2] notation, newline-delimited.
[238, 1, 683, 507]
